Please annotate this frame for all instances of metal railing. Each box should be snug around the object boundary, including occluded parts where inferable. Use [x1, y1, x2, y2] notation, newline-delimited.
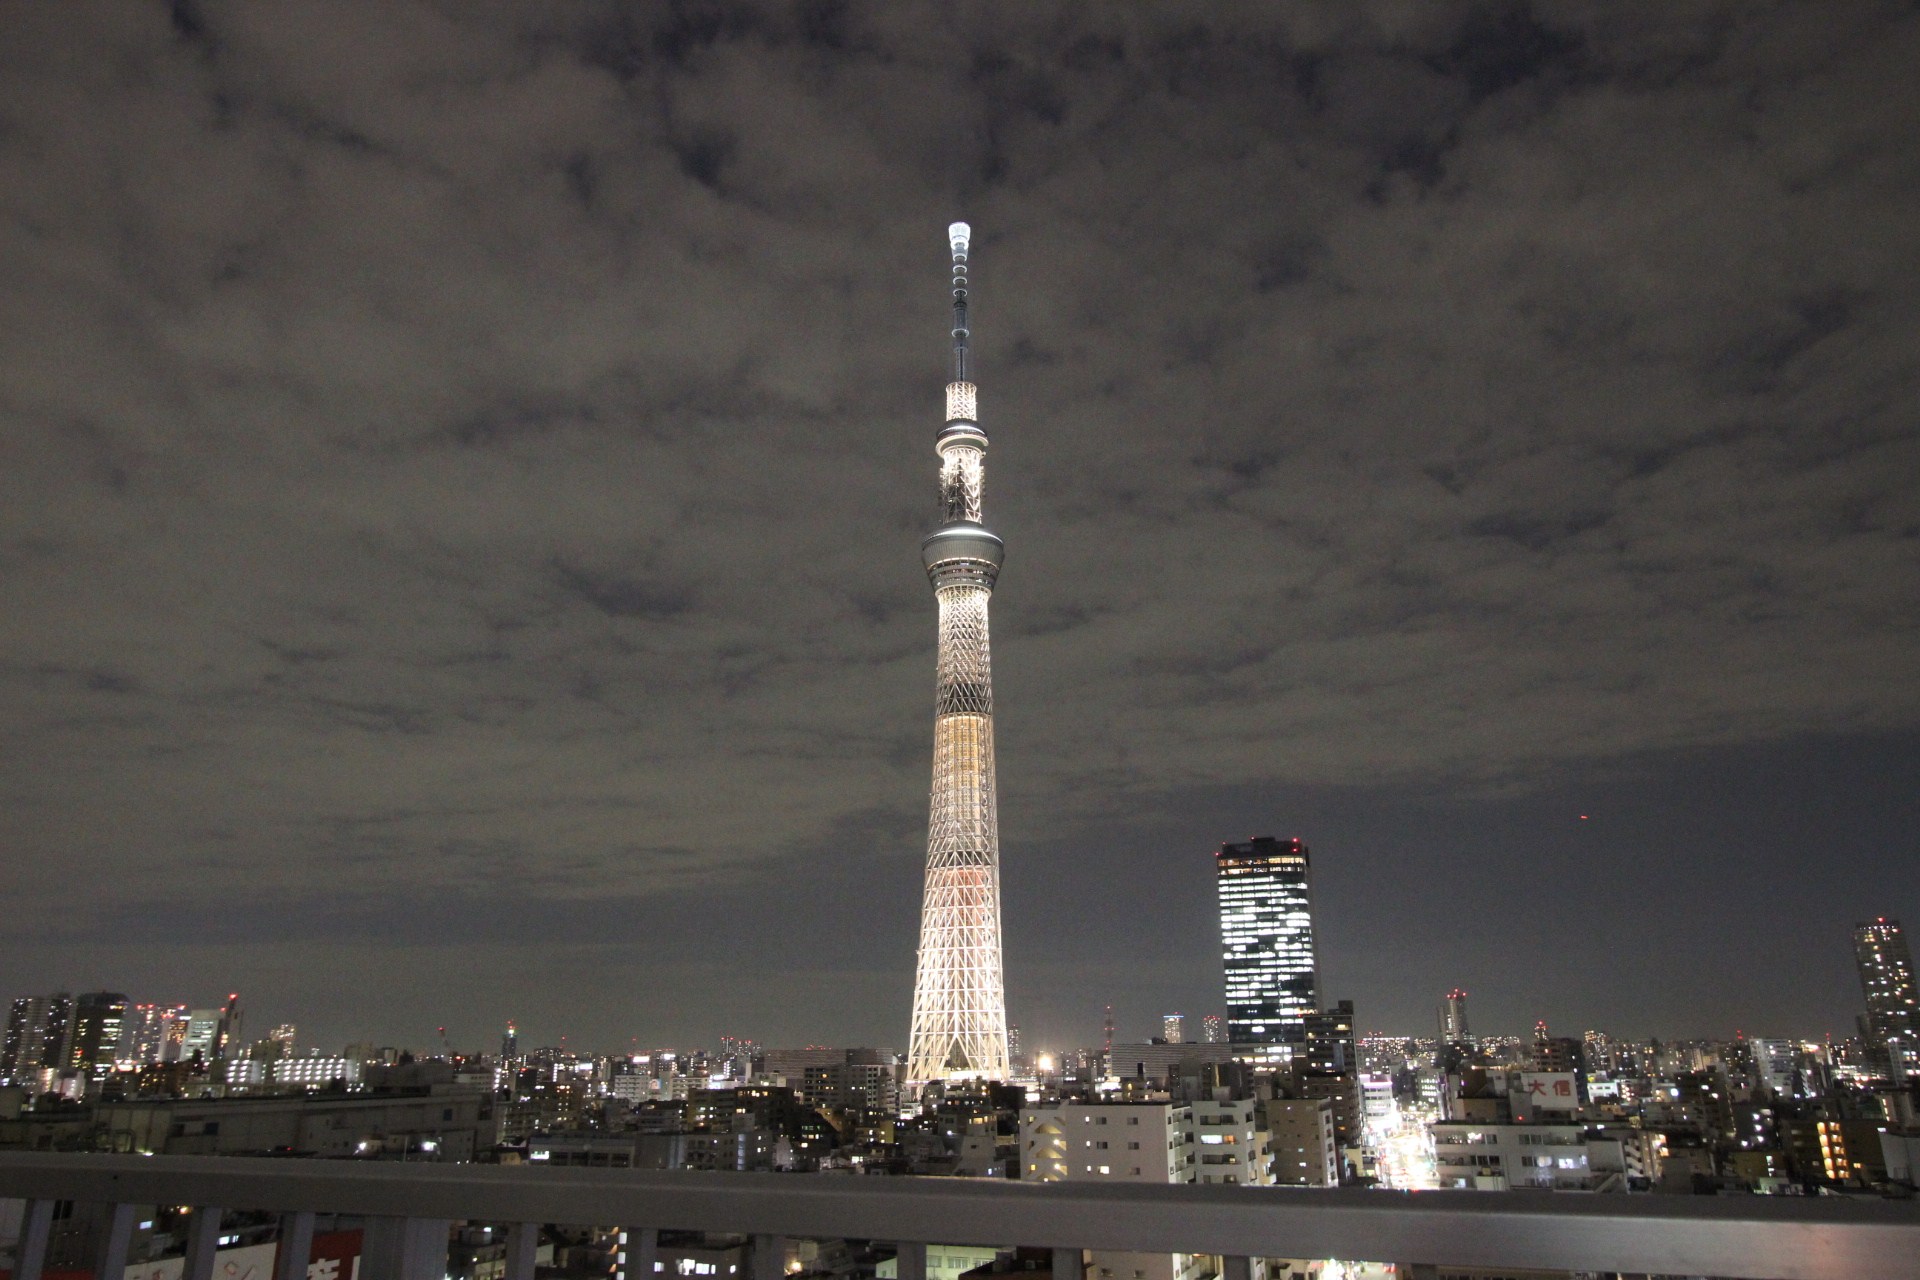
[2, 1153, 1918, 1280]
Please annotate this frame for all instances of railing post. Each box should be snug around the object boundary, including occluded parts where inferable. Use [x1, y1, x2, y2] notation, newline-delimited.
[273, 1211, 316, 1280]
[183, 1206, 224, 1280]
[894, 1241, 927, 1280]
[504, 1223, 540, 1280]
[361, 1217, 449, 1280]
[13, 1199, 55, 1280]
[751, 1233, 786, 1280]
[626, 1226, 659, 1280]
[95, 1203, 140, 1280]
[1051, 1247, 1081, 1280]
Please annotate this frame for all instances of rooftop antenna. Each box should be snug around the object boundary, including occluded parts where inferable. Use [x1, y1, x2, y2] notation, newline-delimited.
[949, 221, 970, 382]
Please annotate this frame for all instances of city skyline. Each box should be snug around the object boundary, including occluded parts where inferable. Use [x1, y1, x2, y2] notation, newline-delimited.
[14, 908, 1913, 1063]
[2, 5, 1917, 1051]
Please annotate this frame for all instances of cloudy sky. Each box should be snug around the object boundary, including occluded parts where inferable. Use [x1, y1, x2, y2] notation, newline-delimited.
[3, 1, 1916, 1056]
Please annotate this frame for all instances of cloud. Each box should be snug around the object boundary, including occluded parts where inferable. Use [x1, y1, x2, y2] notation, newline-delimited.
[0, 2, 1916, 1042]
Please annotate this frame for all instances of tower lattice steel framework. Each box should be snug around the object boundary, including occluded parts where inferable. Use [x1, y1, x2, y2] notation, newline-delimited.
[906, 222, 1011, 1085]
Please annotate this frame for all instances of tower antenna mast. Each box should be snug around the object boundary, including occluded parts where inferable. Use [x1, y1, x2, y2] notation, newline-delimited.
[907, 221, 1010, 1087]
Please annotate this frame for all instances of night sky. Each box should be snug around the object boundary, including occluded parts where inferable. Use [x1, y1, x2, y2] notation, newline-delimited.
[3, 3, 1917, 1057]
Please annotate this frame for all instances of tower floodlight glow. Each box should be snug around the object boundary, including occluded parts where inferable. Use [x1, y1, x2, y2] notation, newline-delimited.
[906, 220, 1011, 1087]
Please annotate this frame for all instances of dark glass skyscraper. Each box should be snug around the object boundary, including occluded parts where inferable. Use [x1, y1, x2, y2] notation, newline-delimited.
[1441, 988, 1470, 1043]
[67, 991, 127, 1079]
[1854, 918, 1918, 1070]
[1216, 836, 1317, 1062]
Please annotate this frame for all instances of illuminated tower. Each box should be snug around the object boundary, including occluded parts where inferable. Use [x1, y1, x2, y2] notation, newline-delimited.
[906, 222, 1011, 1086]
[1855, 918, 1918, 1071]
[1216, 836, 1317, 1064]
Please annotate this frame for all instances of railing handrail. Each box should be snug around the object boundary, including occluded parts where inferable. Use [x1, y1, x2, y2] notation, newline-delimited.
[2, 1153, 1918, 1280]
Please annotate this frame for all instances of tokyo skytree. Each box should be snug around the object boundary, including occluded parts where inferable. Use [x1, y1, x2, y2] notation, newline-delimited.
[906, 222, 1011, 1085]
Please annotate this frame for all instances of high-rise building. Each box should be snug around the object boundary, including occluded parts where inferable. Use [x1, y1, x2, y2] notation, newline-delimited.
[1301, 1001, 1356, 1074]
[125, 1003, 191, 1063]
[1201, 1014, 1225, 1044]
[1297, 999, 1362, 1171]
[1161, 1014, 1185, 1045]
[67, 992, 128, 1079]
[502, 1022, 519, 1060]
[1441, 989, 1470, 1042]
[1854, 918, 1918, 1071]
[1, 994, 73, 1084]
[181, 1009, 223, 1062]
[179, 994, 242, 1065]
[1216, 836, 1317, 1062]
[907, 223, 1010, 1087]
[1749, 1037, 1799, 1097]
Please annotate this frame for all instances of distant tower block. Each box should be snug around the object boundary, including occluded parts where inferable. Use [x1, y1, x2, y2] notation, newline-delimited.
[1441, 989, 1470, 1042]
[1855, 918, 1919, 1072]
[1217, 836, 1318, 1064]
[1162, 1013, 1186, 1044]
[906, 222, 1011, 1086]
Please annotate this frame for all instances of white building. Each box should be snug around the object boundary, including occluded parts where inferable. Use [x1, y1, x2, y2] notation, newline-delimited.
[1360, 1072, 1397, 1134]
[1193, 1098, 1271, 1186]
[610, 1073, 653, 1103]
[1431, 1122, 1602, 1190]
[1021, 1101, 1207, 1280]
[180, 1011, 223, 1062]
[1750, 1038, 1798, 1096]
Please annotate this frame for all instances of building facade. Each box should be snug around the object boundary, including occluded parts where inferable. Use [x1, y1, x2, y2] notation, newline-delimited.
[1431, 1121, 1599, 1191]
[1192, 1098, 1271, 1186]
[1261, 1097, 1338, 1187]
[1020, 1101, 1209, 1280]
[1855, 918, 1918, 1072]
[1, 994, 73, 1086]
[66, 991, 127, 1079]
[1216, 837, 1317, 1063]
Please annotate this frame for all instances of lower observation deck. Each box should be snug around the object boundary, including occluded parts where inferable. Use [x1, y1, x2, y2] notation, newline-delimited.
[3, 1152, 1918, 1280]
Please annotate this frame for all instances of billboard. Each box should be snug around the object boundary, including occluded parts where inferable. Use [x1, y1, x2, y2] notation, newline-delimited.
[1516, 1071, 1578, 1112]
